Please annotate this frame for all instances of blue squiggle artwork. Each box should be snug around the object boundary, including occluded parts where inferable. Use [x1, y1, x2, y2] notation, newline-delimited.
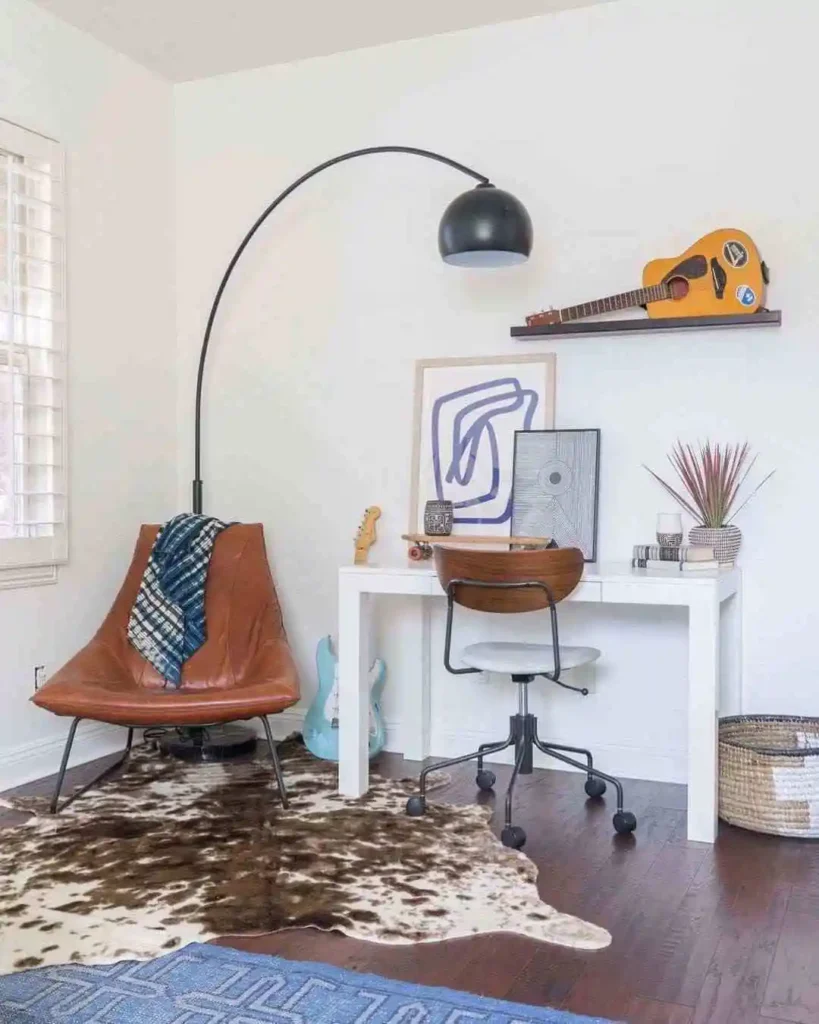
[431, 377, 538, 524]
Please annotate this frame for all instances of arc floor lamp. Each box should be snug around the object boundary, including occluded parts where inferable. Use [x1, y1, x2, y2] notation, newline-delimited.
[192, 145, 533, 514]
[186, 145, 533, 757]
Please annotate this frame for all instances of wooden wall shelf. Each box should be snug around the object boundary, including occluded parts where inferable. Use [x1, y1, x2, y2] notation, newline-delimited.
[510, 310, 782, 339]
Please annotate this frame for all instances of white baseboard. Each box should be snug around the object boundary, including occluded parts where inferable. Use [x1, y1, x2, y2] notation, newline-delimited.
[264, 710, 685, 784]
[0, 713, 308, 795]
[419, 726, 686, 784]
[0, 715, 304, 794]
[1, 711, 685, 790]
[0, 722, 131, 792]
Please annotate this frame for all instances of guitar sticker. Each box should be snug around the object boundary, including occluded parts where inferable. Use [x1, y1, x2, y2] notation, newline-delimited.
[736, 285, 756, 307]
[723, 240, 749, 268]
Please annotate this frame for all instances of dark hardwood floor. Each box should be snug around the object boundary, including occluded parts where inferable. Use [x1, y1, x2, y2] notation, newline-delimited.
[3, 744, 818, 1024]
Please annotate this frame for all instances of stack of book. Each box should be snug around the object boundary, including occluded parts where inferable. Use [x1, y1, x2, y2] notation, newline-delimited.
[632, 543, 718, 572]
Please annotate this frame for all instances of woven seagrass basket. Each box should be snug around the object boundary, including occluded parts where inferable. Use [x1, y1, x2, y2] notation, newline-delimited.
[719, 716, 819, 838]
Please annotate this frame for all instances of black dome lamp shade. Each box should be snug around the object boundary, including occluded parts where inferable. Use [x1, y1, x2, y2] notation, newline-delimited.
[439, 183, 533, 267]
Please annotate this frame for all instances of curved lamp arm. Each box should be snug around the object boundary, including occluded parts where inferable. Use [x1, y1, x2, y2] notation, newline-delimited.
[192, 145, 491, 513]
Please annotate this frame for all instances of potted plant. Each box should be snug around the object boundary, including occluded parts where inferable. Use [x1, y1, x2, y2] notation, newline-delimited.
[644, 442, 773, 565]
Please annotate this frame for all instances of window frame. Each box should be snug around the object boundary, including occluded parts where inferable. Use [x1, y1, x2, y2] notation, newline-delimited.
[0, 118, 67, 586]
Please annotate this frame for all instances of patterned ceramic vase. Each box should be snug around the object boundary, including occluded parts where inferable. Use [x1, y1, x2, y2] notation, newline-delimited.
[689, 524, 742, 565]
[424, 499, 454, 536]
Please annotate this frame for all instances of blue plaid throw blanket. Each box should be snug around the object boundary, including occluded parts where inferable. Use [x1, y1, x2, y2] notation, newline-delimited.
[127, 513, 233, 687]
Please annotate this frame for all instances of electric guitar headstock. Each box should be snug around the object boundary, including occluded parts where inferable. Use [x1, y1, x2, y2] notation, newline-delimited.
[525, 307, 561, 327]
[354, 506, 381, 565]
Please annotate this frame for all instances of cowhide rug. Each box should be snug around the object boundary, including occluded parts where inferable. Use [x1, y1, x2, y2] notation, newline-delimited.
[0, 738, 610, 974]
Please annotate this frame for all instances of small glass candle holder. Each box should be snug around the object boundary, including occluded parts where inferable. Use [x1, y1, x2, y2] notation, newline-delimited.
[656, 512, 683, 546]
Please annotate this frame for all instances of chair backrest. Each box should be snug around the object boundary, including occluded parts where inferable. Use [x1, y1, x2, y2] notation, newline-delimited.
[96, 523, 287, 690]
[433, 545, 584, 613]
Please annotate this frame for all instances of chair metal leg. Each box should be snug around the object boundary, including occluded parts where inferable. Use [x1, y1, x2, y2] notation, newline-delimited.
[535, 739, 593, 772]
[408, 737, 513, 812]
[50, 720, 134, 815]
[419, 738, 513, 796]
[532, 735, 625, 811]
[477, 732, 514, 774]
[259, 716, 289, 809]
[504, 736, 530, 828]
[49, 717, 80, 814]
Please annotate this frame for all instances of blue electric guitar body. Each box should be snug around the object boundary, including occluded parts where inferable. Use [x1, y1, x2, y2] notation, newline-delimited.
[303, 636, 387, 761]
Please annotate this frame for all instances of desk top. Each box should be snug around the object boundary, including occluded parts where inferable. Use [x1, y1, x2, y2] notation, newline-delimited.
[341, 561, 739, 586]
[340, 562, 741, 608]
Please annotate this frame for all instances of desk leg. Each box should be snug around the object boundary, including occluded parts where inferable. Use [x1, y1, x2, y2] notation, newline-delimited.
[338, 581, 371, 797]
[687, 594, 720, 843]
[401, 596, 431, 763]
[720, 590, 743, 717]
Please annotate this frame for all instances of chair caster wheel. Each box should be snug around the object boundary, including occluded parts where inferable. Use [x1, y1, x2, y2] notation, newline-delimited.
[406, 795, 427, 817]
[584, 776, 607, 799]
[501, 825, 527, 849]
[476, 769, 496, 791]
[613, 810, 637, 834]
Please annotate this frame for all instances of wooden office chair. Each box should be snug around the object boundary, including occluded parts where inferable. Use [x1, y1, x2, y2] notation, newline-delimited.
[32, 524, 300, 813]
[405, 545, 636, 849]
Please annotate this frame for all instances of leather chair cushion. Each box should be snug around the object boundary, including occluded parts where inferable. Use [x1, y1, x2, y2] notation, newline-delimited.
[33, 646, 299, 726]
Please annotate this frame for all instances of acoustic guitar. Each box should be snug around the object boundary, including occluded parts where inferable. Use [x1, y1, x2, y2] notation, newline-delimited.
[526, 229, 769, 327]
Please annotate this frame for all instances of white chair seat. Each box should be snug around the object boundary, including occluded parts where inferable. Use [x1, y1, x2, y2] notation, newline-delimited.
[460, 641, 601, 675]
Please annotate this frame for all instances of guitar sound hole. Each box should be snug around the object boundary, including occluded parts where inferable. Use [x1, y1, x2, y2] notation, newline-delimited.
[667, 276, 690, 300]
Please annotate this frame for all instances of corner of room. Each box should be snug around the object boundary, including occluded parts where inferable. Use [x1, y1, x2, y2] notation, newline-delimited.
[1, 1, 816, 1021]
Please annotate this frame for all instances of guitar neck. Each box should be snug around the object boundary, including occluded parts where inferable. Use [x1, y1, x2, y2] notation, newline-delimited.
[557, 282, 670, 323]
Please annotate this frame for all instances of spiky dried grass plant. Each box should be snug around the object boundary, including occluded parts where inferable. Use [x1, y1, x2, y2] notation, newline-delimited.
[645, 442, 773, 529]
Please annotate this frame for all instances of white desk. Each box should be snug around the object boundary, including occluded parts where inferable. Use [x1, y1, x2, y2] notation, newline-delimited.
[337, 562, 742, 843]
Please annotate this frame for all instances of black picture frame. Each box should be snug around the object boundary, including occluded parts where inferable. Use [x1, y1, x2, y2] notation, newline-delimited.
[511, 428, 601, 562]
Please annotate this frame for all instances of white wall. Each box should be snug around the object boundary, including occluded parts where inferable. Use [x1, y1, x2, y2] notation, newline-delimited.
[0, 0, 176, 786]
[173, 0, 817, 783]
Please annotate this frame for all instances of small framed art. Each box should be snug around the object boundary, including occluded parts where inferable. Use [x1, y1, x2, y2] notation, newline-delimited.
[511, 428, 601, 561]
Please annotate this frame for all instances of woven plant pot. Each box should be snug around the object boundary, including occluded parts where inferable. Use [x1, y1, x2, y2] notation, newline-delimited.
[719, 716, 819, 838]
[689, 524, 741, 565]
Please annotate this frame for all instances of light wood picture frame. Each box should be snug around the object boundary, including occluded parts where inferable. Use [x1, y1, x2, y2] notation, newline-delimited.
[409, 354, 557, 538]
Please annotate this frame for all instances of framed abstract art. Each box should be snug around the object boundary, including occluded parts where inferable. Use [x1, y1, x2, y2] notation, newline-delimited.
[409, 354, 556, 537]
[511, 428, 601, 561]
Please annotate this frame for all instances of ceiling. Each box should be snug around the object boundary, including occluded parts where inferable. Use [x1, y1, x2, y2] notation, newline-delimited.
[28, 0, 614, 82]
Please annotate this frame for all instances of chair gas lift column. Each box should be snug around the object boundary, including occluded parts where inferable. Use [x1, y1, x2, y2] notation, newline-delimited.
[406, 545, 637, 849]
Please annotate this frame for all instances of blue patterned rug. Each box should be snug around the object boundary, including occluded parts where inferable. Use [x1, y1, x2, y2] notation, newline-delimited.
[0, 941, 618, 1024]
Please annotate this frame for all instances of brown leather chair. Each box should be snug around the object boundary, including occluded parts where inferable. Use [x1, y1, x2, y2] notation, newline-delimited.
[32, 523, 300, 813]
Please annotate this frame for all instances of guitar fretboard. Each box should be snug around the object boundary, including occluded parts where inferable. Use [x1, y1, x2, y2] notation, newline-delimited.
[558, 283, 671, 323]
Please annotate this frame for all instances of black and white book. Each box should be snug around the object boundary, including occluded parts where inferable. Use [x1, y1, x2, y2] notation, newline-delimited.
[632, 544, 715, 563]
[632, 558, 720, 572]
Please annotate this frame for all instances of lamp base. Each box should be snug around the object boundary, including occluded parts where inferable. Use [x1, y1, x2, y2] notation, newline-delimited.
[159, 724, 257, 762]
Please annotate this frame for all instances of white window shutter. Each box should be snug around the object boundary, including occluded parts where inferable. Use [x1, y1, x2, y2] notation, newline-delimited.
[0, 119, 67, 571]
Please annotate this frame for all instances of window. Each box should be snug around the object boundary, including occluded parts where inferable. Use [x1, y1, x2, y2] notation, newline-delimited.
[0, 119, 66, 580]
